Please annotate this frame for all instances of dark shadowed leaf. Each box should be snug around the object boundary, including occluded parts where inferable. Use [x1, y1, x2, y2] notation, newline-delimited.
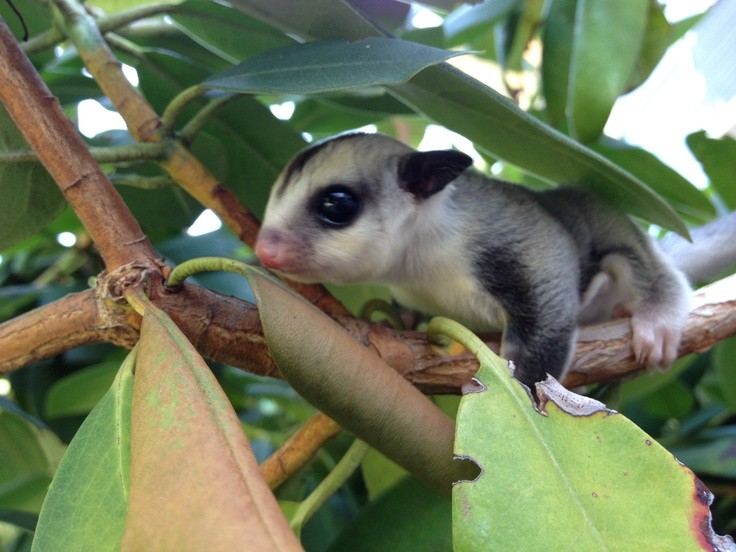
[687, 131, 736, 210]
[0, 106, 65, 250]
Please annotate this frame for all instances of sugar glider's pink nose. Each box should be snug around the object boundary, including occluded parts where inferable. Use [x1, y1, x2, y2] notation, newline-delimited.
[255, 228, 294, 271]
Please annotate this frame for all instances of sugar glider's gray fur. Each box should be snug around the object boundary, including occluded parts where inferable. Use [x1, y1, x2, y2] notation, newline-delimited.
[255, 133, 696, 388]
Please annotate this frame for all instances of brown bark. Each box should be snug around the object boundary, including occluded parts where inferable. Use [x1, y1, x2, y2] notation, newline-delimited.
[0, 21, 158, 269]
[2, 265, 734, 395]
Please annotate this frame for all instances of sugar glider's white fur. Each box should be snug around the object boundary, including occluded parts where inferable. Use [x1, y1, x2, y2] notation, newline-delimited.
[255, 133, 701, 387]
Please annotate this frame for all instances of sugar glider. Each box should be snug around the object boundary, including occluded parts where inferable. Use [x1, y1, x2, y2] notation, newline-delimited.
[254, 132, 693, 388]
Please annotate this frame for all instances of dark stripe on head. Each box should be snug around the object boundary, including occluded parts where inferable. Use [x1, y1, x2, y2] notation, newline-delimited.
[273, 132, 368, 198]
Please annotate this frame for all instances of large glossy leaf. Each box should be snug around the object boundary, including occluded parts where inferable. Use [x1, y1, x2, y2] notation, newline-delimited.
[32, 351, 134, 552]
[593, 137, 715, 221]
[203, 38, 470, 95]
[449, 323, 728, 550]
[290, 94, 412, 135]
[568, 0, 649, 143]
[231, 0, 687, 234]
[121, 296, 300, 551]
[0, 106, 66, 250]
[170, 0, 295, 63]
[231, 0, 380, 42]
[393, 67, 686, 233]
[88, 0, 180, 10]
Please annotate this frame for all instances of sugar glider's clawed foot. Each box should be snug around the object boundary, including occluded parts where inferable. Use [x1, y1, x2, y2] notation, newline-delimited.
[630, 309, 684, 370]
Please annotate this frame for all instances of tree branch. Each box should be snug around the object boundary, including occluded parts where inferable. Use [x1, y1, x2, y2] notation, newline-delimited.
[0, 20, 158, 269]
[49, 0, 348, 317]
[1, 263, 733, 394]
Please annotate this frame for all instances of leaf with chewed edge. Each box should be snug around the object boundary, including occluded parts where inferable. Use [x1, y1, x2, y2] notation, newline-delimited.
[120, 294, 301, 552]
[427, 318, 734, 552]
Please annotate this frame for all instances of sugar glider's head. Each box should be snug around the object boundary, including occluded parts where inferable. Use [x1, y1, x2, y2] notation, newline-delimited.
[255, 133, 472, 284]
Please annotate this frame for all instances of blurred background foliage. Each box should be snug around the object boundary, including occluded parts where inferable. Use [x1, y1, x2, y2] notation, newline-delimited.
[0, 0, 735, 549]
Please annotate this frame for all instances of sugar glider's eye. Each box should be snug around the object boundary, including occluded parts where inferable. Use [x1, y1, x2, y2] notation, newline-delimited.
[314, 185, 361, 227]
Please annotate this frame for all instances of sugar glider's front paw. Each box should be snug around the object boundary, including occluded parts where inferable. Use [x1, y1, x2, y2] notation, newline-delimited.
[630, 310, 682, 370]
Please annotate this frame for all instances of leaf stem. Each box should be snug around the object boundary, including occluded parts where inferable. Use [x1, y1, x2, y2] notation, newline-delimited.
[166, 257, 252, 288]
[124, 286, 154, 317]
[290, 439, 371, 536]
[426, 316, 491, 362]
[24, 2, 181, 55]
[161, 85, 209, 133]
[180, 93, 241, 143]
[0, 143, 168, 164]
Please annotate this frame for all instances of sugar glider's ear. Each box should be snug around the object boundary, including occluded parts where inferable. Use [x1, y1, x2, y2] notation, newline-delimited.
[397, 150, 474, 198]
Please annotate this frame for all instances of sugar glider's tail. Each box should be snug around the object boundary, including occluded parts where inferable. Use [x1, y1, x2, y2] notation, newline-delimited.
[660, 212, 736, 282]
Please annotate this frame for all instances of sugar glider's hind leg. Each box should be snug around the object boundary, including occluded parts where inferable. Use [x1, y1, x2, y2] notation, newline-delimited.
[630, 272, 690, 369]
[589, 252, 691, 370]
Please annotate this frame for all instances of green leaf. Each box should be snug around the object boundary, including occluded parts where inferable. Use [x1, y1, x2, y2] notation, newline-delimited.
[443, 0, 516, 47]
[41, 54, 104, 107]
[639, 380, 695, 419]
[135, 49, 212, 113]
[714, 337, 736, 412]
[541, 0, 576, 128]
[628, 0, 672, 90]
[203, 38, 470, 95]
[361, 449, 409, 501]
[392, 66, 687, 234]
[1, 0, 52, 43]
[445, 320, 724, 550]
[87, 0, 180, 10]
[593, 137, 715, 221]
[568, 0, 649, 143]
[0, 509, 38, 532]
[170, 0, 295, 63]
[32, 351, 134, 552]
[231, 0, 687, 234]
[205, 97, 306, 218]
[687, 131, 736, 210]
[670, 437, 736, 479]
[327, 477, 451, 552]
[290, 94, 412, 135]
[230, 0, 380, 41]
[0, 409, 62, 513]
[44, 361, 120, 419]
[0, 105, 66, 250]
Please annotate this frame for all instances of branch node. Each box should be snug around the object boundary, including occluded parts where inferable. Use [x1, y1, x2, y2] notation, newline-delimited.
[61, 172, 92, 192]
